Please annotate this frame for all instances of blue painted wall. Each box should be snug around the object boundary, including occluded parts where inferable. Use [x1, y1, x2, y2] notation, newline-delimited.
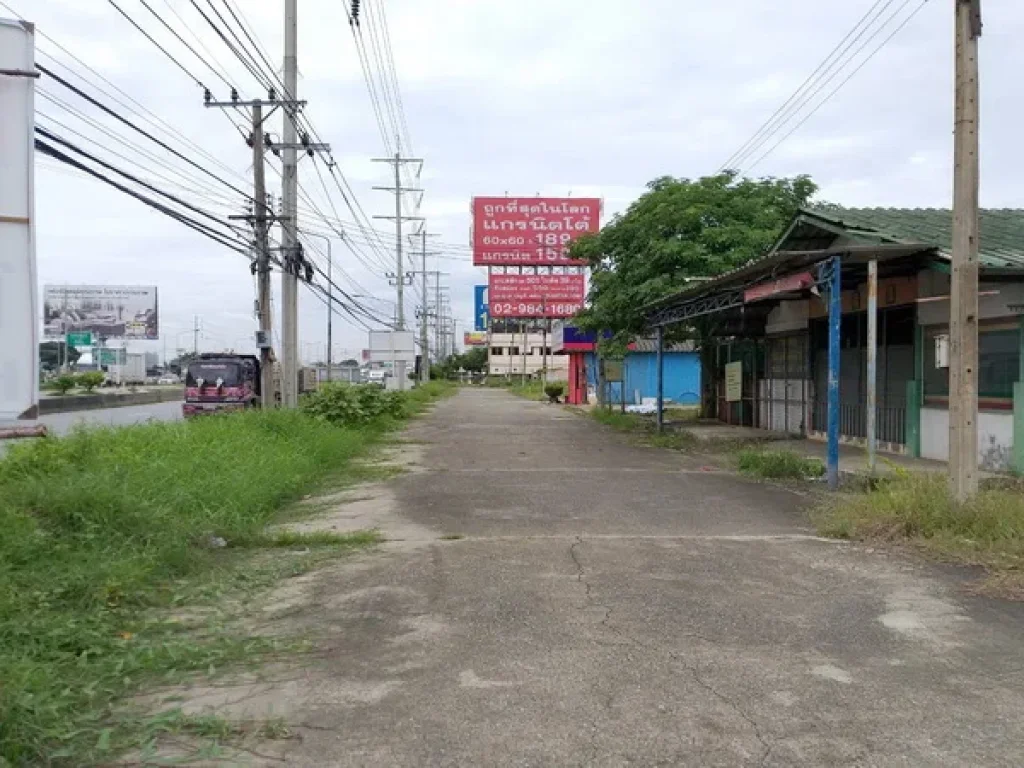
[583, 351, 701, 405]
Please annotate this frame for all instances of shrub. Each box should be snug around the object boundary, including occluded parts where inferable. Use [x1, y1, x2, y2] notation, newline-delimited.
[52, 374, 77, 394]
[75, 371, 106, 392]
[302, 383, 409, 427]
[544, 382, 565, 402]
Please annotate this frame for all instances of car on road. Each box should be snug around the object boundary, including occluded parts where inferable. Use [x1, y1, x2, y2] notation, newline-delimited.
[157, 374, 179, 385]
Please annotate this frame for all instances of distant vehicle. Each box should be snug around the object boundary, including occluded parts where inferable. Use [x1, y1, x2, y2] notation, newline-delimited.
[366, 369, 388, 387]
[182, 354, 261, 417]
[157, 374, 179, 385]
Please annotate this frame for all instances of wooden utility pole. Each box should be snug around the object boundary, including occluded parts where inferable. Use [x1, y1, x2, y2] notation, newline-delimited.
[949, 0, 982, 502]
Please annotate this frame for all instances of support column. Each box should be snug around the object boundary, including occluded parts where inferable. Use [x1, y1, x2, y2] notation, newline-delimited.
[656, 325, 665, 432]
[1015, 316, 1024, 473]
[867, 259, 878, 473]
[826, 256, 842, 490]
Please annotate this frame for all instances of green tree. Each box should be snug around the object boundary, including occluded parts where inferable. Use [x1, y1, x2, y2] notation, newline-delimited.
[571, 172, 818, 344]
[39, 342, 80, 371]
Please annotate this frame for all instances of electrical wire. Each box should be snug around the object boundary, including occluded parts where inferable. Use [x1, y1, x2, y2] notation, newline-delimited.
[744, 0, 930, 173]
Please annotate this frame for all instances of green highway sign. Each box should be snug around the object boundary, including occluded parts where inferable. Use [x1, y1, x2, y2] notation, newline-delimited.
[66, 331, 93, 347]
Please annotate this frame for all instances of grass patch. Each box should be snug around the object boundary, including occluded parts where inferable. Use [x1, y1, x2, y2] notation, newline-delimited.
[439, 533, 465, 541]
[736, 448, 825, 479]
[813, 472, 1024, 588]
[507, 380, 545, 401]
[0, 384, 450, 765]
[590, 408, 647, 431]
[230, 529, 384, 549]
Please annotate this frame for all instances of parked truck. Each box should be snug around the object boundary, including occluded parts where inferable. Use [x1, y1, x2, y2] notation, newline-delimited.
[182, 354, 318, 416]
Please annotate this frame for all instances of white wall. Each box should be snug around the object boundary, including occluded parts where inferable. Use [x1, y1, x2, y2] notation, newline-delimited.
[920, 406, 1014, 471]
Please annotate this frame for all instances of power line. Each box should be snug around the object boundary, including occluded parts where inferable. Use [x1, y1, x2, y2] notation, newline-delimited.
[38, 63, 255, 201]
[36, 138, 248, 255]
[136, 0, 235, 90]
[719, 0, 896, 172]
[744, 0, 929, 173]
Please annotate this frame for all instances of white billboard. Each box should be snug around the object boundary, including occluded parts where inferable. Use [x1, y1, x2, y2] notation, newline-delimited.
[43, 285, 159, 340]
[0, 18, 38, 420]
[367, 330, 416, 365]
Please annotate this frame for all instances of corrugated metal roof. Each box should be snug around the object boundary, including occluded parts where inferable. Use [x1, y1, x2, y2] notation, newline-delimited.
[802, 207, 1024, 270]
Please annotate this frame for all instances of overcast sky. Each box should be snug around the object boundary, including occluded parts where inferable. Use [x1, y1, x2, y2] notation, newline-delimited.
[11, 0, 1024, 362]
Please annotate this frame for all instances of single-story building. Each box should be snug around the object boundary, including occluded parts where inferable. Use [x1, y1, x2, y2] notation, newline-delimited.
[645, 206, 1024, 479]
[552, 323, 701, 406]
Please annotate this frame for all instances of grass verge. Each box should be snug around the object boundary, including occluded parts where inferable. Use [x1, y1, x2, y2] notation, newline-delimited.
[736, 448, 825, 479]
[0, 383, 450, 765]
[589, 408, 698, 450]
[812, 471, 1024, 596]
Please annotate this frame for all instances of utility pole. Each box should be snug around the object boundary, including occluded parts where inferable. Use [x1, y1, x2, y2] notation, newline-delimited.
[280, 0, 300, 407]
[949, 0, 982, 502]
[372, 152, 423, 390]
[251, 103, 274, 405]
[420, 230, 429, 381]
[207, 88, 320, 408]
[192, 315, 200, 355]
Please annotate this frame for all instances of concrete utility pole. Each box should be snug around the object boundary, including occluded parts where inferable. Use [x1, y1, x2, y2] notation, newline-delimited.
[949, 0, 982, 502]
[280, 0, 300, 407]
[372, 152, 423, 389]
[251, 103, 275, 405]
[303, 231, 333, 382]
[192, 315, 200, 355]
[420, 230, 429, 381]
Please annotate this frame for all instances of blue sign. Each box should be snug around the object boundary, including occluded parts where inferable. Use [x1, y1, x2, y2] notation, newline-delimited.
[474, 285, 489, 331]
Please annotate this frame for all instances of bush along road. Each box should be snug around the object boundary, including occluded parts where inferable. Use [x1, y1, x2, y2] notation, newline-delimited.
[0, 382, 451, 766]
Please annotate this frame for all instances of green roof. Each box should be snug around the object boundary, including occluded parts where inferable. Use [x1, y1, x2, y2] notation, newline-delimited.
[801, 207, 1024, 270]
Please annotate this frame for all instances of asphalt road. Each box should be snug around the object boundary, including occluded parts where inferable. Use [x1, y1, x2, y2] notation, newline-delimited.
[0, 400, 182, 456]
[154, 389, 1024, 766]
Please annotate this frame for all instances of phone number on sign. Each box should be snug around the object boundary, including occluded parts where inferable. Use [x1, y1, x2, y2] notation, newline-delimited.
[490, 302, 583, 317]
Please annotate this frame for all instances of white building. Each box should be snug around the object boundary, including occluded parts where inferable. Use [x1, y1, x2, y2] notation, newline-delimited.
[487, 332, 568, 379]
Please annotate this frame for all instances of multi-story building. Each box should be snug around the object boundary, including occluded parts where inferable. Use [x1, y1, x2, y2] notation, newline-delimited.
[487, 332, 568, 379]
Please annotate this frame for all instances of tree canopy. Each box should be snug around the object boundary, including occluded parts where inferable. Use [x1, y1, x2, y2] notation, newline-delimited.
[570, 172, 818, 343]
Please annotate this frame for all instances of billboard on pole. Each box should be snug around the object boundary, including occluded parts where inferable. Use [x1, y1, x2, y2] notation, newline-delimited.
[472, 197, 600, 266]
[0, 19, 38, 420]
[488, 274, 585, 318]
[43, 285, 159, 340]
[464, 331, 487, 346]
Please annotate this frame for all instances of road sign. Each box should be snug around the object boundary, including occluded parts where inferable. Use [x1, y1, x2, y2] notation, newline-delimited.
[474, 285, 489, 331]
[66, 331, 92, 347]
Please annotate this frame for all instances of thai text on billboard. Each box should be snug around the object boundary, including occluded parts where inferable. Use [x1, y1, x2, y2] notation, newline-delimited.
[43, 285, 159, 340]
[472, 197, 600, 266]
[488, 274, 585, 318]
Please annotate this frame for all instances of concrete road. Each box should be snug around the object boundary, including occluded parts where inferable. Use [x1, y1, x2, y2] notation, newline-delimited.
[172, 389, 1024, 766]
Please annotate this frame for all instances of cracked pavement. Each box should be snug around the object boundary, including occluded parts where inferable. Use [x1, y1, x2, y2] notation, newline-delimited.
[174, 389, 1024, 766]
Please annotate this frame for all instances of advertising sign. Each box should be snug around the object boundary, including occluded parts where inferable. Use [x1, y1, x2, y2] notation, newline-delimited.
[488, 273, 585, 318]
[464, 332, 487, 347]
[725, 361, 743, 402]
[472, 197, 600, 266]
[97, 348, 126, 366]
[43, 285, 159, 340]
[474, 285, 489, 331]
[0, 19, 38, 420]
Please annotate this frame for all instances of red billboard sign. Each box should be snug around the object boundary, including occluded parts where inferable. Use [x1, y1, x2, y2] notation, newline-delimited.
[488, 274, 585, 318]
[472, 197, 600, 266]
